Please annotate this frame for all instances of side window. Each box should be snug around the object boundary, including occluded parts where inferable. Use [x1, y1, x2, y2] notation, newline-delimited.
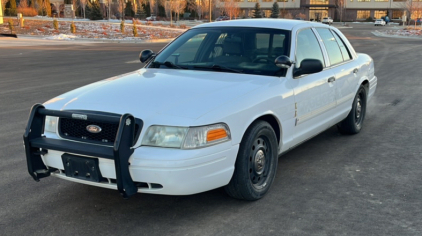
[255, 33, 287, 58]
[315, 28, 344, 65]
[256, 33, 270, 50]
[272, 34, 286, 57]
[209, 33, 228, 59]
[295, 28, 325, 68]
[331, 30, 352, 61]
[273, 34, 285, 48]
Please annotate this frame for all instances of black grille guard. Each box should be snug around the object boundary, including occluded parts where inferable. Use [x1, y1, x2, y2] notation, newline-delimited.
[23, 104, 143, 199]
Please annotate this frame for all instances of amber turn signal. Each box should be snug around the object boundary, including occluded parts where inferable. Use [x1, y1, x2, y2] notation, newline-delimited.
[207, 128, 228, 142]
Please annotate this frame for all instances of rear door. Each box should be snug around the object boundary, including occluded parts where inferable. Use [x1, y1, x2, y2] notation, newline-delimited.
[315, 28, 357, 122]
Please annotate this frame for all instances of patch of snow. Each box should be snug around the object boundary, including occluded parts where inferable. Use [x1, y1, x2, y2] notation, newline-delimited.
[373, 28, 422, 38]
[35, 16, 53, 19]
[44, 34, 78, 40]
[352, 22, 374, 24]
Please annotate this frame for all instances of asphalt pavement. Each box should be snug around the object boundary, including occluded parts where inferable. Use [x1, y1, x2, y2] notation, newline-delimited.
[0, 24, 421, 236]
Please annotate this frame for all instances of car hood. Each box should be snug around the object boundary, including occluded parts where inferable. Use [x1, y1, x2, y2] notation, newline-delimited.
[44, 69, 277, 121]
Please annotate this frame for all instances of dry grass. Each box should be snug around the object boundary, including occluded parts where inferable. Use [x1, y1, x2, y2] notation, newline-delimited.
[0, 18, 184, 39]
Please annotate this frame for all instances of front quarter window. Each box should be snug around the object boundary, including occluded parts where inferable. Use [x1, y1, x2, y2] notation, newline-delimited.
[150, 27, 291, 77]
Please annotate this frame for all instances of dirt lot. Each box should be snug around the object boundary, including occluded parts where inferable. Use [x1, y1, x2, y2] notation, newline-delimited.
[0, 18, 185, 40]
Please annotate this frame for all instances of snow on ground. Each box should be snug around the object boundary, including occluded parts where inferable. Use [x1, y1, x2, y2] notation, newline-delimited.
[44, 34, 78, 40]
[374, 27, 422, 38]
[352, 21, 399, 25]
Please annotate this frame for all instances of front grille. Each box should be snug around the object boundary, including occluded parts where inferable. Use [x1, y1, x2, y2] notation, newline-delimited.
[59, 118, 140, 145]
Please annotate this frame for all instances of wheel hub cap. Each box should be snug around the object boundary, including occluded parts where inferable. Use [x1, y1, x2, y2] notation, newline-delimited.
[356, 98, 362, 119]
[254, 150, 266, 175]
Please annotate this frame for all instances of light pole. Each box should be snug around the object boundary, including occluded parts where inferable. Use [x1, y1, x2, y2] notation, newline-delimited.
[210, 0, 212, 22]
[0, 0, 3, 24]
[344, 0, 347, 23]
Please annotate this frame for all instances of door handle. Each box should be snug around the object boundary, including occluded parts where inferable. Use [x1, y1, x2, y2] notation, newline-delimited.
[328, 77, 336, 83]
[353, 68, 359, 73]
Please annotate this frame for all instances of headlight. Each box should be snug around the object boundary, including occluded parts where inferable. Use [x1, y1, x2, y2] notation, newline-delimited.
[142, 126, 188, 148]
[44, 116, 57, 133]
[141, 123, 231, 149]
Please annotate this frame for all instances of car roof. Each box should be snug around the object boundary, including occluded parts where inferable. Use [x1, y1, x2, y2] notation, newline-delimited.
[193, 19, 330, 31]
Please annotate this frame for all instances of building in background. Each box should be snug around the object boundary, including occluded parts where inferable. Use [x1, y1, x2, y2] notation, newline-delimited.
[222, 0, 411, 21]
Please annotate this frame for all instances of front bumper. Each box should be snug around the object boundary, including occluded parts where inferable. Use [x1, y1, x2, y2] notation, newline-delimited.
[23, 104, 239, 197]
[42, 143, 239, 195]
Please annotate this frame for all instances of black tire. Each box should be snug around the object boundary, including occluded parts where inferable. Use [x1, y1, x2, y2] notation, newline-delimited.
[225, 120, 278, 200]
[337, 85, 367, 134]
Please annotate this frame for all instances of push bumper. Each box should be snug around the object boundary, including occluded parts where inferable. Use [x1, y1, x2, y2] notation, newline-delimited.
[24, 104, 239, 197]
[23, 104, 141, 199]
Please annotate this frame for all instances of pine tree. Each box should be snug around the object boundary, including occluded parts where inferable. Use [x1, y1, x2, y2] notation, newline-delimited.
[125, 1, 135, 17]
[53, 19, 59, 30]
[70, 22, 76, 33]
[8, 19, 15, 33]
[136, 4, 145, 19]
[120, 20, 125, 33]
[270, 2, 279, 18]
[253, 3, 262, 18]
[5, 0, 17, 16]
[87, 0, 103, 20]
[133, 21, 138, 37]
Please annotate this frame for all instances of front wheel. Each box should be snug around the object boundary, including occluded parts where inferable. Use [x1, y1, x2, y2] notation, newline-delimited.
[225, 121, 278, 200]
[337, 85, 367, 134]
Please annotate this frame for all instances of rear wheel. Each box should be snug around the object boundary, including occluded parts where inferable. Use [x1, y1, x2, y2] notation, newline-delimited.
[225, 121, 278, 200]
[337, 85, 367, 134]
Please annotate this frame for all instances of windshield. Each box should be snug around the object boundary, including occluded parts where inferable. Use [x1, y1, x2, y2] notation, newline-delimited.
[149, 27, 291, 77]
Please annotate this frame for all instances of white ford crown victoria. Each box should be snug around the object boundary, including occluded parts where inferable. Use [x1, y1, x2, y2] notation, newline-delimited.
[24, 19, 377, 200]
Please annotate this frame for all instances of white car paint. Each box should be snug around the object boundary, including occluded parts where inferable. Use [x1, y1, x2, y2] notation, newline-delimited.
[322, 17, 333, 24]
[38, 19, 377, 196]
[374, 19, 386, 26]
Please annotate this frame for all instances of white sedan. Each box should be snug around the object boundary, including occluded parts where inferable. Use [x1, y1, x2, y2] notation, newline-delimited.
[374, 19, 386, 26]
[321, 17, 333, 25]
[24, 19, 377, 201]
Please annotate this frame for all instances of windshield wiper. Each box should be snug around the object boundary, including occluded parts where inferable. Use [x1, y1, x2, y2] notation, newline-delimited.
[193, 64, 243, 73]
[151, 61, 188, 69]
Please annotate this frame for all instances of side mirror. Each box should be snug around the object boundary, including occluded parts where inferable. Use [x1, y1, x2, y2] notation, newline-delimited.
[293, 59, 323, 77]
[139, 49, 155, 63]
[274, 56, 293, 69]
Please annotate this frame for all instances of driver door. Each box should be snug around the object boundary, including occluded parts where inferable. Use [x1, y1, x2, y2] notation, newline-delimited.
[291, 28, 337, 145]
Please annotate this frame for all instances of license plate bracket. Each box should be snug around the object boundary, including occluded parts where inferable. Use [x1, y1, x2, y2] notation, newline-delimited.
[61, 154, 103, 182]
